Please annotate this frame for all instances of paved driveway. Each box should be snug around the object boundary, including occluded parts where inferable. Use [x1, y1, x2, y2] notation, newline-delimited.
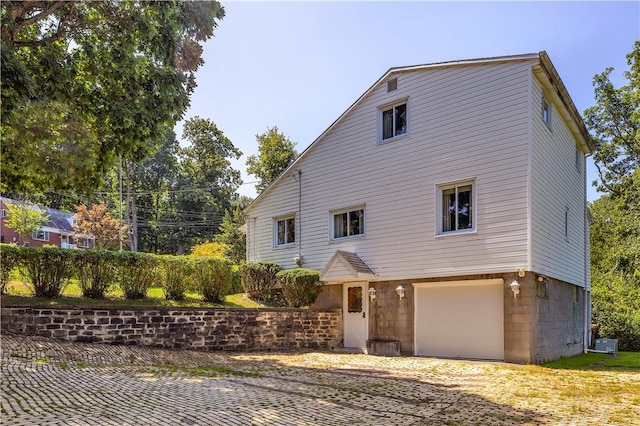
[1, 334, 637, 425]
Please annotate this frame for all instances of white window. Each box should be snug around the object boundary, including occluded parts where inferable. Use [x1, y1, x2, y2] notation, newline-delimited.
[0, 209, 5, 218]
[79, 238, 91, 248]
[541, 97, 551, 127]
[331, 207, 365, 240]
[438, 180, 474, 234]
[380, 100, 408, 141]
[274, 215, 295, 247]
[32, 229, 50, 241]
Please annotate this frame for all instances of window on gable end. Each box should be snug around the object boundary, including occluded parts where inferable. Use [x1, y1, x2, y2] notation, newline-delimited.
[380, 100, 408, 142]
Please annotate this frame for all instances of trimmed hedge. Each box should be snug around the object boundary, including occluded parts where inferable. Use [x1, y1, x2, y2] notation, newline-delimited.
[74, 250, 119, 299]
[17, 246, 76, 298]
[0, 244, 20, 294]
[192, 257, 233, 303]
[119, 252, 160, 300]
[276, 268, 323, 308]
[240, 261, 282, 301]
[159, 255, 193, 301]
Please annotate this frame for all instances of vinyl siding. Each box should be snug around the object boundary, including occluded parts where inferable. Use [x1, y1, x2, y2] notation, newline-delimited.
[530, 75, 588, 287]
[247, 60, 534, 279]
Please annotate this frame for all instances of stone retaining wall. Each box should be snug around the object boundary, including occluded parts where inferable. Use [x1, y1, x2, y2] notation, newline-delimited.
[1, 306, 342, 351]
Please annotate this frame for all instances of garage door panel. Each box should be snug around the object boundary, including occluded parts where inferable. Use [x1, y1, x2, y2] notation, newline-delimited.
[414, 280, 504, 360]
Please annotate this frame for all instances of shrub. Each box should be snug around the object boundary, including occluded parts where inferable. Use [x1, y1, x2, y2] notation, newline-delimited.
[0, 244, 20, 293]
[241, 261, 282, 301]
[118, 252, 160, 300]
[74, 250, 119, 299]
[230, 264, 242, 294]
[276, 268, 323, 308]
[159, 256, 193, 301]
[189, 241, 228, 259]
[192, 257, 233, 303]
[18, 246, 75, 298]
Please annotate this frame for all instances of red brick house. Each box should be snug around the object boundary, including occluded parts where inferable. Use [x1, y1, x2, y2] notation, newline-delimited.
[0, 197, 93, 249]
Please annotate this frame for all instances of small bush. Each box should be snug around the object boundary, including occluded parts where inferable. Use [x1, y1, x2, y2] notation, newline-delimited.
[118, 252, 160, 300]
[192, 257, 233, 303]
[276, 268, 323, 308]
[74, 250, 119, 299]
[0, 244, 20, 293]
[159, 256, 193, 301]
[241, 261, 282, 301]
[230, 264, 242, 294]
[18, 246, 75, 298]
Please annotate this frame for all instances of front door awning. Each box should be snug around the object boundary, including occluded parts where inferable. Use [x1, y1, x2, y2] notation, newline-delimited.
[320, 250, 375, 283]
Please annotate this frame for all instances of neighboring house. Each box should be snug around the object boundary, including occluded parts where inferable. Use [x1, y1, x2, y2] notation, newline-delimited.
[0, 197, 93, 249]
[244, 52, 593, 364]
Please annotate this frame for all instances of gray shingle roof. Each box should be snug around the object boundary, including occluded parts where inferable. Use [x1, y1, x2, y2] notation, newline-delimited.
[1, 197, 74, 233]
[335, 251, 374, 275]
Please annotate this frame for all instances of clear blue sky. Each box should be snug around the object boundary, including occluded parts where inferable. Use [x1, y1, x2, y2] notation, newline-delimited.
[176, 1, 640, 201]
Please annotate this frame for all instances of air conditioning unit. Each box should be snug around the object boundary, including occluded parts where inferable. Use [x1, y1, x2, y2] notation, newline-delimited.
[595, 339, 618, 354]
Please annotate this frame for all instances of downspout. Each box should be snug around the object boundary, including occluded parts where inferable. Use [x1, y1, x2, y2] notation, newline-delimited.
[583, 152, 592, 353]
[297, 169, 302, 265]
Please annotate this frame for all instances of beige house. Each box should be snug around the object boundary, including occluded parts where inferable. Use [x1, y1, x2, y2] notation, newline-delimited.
[244, 52, 593, 363]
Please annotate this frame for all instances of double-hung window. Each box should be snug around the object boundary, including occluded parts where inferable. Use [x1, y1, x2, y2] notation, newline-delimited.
[274, 215, 295, 247]
[332, 207, 365, 240]
[439, 180, 474, 234]
[380, 101, 408, 141]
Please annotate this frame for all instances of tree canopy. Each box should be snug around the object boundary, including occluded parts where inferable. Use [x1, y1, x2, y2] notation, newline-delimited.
[246, 126, 298, 193]
[586, 42, 640, 351]
[73, 202, 126, 250]
[583, 41, 640, 197]
[1, 0, 225, 193]
[3, 201, 49, 245]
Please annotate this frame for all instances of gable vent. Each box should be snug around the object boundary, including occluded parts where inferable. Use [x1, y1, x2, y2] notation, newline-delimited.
[387, 78, 398, 92]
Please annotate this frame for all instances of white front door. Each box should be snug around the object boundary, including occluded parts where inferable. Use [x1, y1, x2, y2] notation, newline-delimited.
[343, 282, 367, 348]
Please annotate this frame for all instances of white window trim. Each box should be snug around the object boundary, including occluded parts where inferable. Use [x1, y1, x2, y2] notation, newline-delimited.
[436, 179, 476, 236]
[541, 96, 551, 128]
[378, 98, 409, 143]
[273, 214, 296, 248]
[32, 229, 50, 242]
[329, 205, 366, 241]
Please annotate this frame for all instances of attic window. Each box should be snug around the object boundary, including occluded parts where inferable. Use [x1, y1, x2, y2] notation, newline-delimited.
[541, 97, 551, 127]
[387, 78, 398, 92]
[380, 100, 408, 141]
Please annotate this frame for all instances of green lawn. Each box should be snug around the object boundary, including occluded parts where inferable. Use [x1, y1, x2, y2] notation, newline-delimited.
[543, 351, 640, 371]
[2, 280, 264, 309]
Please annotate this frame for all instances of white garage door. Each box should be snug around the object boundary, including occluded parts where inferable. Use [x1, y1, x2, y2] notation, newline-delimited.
[414, 279, 504, 360]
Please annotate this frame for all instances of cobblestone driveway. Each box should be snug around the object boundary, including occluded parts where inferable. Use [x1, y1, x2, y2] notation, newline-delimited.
[2, 333, 637, 425]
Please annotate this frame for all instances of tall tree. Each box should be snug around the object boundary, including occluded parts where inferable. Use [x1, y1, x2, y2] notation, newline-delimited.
[246, 126, 298, 193]
[585, 42, 640, 351]
[583, 41, 639, 197]
[1, 1, 225, 193]
[3, 201, 49, 245]
[130, 130, 180, 254]
[165, 117, 242, 254]
[215, 207, 247, 264]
